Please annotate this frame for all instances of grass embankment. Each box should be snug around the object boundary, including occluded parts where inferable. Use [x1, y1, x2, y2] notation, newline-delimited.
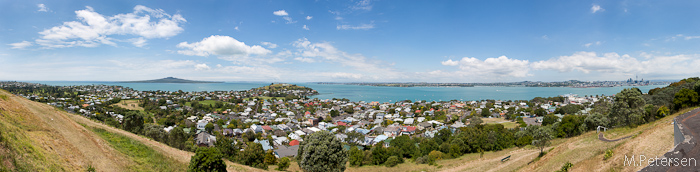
[0, 90, 68, 171]
[90, 127, 187, 172]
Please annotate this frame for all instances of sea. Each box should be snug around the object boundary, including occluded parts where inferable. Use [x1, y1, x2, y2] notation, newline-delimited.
[31, 81, 667, 103]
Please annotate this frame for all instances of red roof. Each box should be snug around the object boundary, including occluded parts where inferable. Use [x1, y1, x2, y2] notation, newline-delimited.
[289, 140, 300, 146]
[337, 121, 348, 126]
[262, 125, 273, 131]
[402, 126, 416, 132]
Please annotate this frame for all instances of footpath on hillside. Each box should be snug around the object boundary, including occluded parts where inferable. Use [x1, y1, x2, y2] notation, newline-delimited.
[641, 108, 700, 172]
[598, 132, 633, 142]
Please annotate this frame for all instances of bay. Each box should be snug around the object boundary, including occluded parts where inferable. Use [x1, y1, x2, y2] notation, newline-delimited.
[32, 81, 667, 103]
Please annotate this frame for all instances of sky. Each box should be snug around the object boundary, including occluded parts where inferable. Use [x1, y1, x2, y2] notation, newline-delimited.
[2, 0, 700, 82]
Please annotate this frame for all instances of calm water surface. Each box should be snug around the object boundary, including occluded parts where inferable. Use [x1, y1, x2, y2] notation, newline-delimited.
[33, 81, 667, 103]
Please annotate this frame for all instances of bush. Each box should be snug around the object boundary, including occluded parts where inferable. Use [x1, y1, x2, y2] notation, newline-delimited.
[428, 150, 444, 163]
[276, 157, 290, 171]
[385, 156, 400, 167]
[415, 155, 429, 164]
[603, 149, 613, 160]
[187, 147, 227, 172]
[555, 161, 573, 172]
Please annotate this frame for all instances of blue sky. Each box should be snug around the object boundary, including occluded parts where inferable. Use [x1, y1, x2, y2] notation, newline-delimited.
[2, 0, 700, 82]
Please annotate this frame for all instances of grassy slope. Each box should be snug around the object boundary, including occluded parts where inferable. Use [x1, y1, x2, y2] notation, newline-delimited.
[90, 127, 187, 171]
[0, 90, 77, 171]
[112, 99, 144, 111]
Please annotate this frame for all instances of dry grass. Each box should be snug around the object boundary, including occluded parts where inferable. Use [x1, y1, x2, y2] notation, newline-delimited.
[482, 117, 518, 129]
[112, 99, 144, 111]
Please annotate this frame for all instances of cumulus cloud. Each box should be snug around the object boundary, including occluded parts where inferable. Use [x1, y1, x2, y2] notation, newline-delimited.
[532, 52, 639, 73]
[303, 25, 309, 30]
[130, 37, 147, 47]
[440, 56, 531, 78]
[35, 5, 186, 48]
[260, 42, 278, 48]
[531, 51, 700, 78]
[293, 38, 403, 80]
[8, 41, 33, 49]
[591, 4, 604, 13]
[194, 63, 210, 71]
[273, 10, 288, 16]
[37, 4, 49, 12]
[337, 23, 374, 30]
[177, 35, 271, 62]
[306, 16, 313, 20]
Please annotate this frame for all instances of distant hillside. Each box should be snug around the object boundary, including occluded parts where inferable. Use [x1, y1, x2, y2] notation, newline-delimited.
[121, 77, 222, 83]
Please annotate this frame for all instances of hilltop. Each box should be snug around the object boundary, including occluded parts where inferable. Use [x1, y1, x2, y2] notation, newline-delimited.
[121, 77, 223, 83]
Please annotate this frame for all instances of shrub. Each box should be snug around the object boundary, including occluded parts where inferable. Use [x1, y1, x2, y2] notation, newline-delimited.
[428, 150, 444, 162]
[187, 147, 226, 172]
[276, 157, 290, 171]
[555, 161, 573, 172]
[415, 155, 429, 164]
[385, 156, 400, 167]
[603, 149, 613, 160]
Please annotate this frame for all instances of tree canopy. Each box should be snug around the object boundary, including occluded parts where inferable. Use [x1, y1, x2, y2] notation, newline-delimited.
[187, 147, 227, 172]
[298, 131, 348, 172]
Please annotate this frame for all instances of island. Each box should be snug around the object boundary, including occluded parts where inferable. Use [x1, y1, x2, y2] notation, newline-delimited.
[120, 77, 223, 83]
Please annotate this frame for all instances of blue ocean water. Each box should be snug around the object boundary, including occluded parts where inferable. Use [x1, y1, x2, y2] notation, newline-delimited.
[32, 81, 667, 103]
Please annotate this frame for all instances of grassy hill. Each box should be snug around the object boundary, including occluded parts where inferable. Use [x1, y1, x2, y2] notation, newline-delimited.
[0, 90, 259, 172]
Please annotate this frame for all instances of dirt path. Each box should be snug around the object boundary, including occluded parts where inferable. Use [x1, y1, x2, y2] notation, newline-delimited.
[598, 132, 633, 142]
[13, 95, 130, 172]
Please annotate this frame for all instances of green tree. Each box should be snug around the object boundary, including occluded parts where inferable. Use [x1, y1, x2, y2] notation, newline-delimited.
[542, 114, 559, 126]
[144, 123, 167, 142]
[205, 123, 214, 133]
[264, 150, 277, 165]
[348, 146, 364, 167]
[418, 139, 438, 156]
[187, 147, 227, 172]
[123, 111, 144, 134]
[389, 135, 416, 158]
[532, 126, 553, 156]
[673, 88, 698, 110]
[468, 115, 483, 127]
[480, 108, 490, 117]
[214, 136, 237, 160]
[330, 110, 340, 117]
[298, 131, 348, 172]
[371, 145, 388, 165]
[276, 157, 290, 171]
[611, 88, 646, 127]
[584, 112, 610, 129]
[169, 127, 188, 150]
[241, 142, 266, 169]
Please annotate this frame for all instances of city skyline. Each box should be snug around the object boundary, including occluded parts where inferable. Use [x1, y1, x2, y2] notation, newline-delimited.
[2, 1, 700, 82]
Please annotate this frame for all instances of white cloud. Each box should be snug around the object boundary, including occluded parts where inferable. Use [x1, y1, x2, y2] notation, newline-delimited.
[306, 16, 313, 20]
[130, 37, 147, 47]
[294, 57, 316, 63]
[283, 16, 296, 24]
[335, 16, 344, 20]
[8, 41, 33, 49]
[531, 51, 700, 77]
[293, 38, 403, 80]
[337, 23, 374, 30]
[323, 72, 363, 79]
[273, 10, 288, 16]
[583, 41, 601, 48]
[532, 52, 638, 73]
[440, 56, 531, 78]
[37, 4, 49, 12]
[35, 5, 186, 48]
[177, 35, 271, 62]
[194, 63, 210, 71]
[591, 4, 604, 13]
[303, 25, 309, 30]
[351, 0, 373, 11]
[260, 42, 278, 49]
[234, 26, 239, 31]
[441, 59, 459, 66]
